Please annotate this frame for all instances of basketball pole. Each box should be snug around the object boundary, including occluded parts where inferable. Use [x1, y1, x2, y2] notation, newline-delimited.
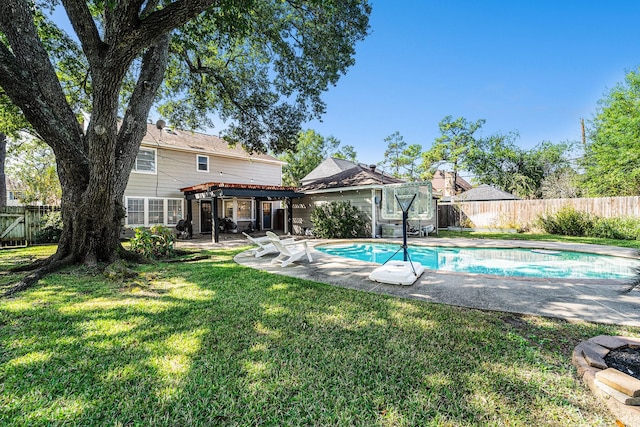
[396, 193, 417, 264]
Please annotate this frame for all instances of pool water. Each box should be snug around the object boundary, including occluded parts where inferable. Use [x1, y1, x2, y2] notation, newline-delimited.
[316, 243, 640, 280]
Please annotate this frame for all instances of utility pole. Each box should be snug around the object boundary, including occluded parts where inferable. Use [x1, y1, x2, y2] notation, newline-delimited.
[581, 118, 586, 146]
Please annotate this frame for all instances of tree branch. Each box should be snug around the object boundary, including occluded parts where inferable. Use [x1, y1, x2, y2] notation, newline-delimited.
[0, 0, 84, 159]
[59, 0, 105, 70]
[115, 34, 171, 194]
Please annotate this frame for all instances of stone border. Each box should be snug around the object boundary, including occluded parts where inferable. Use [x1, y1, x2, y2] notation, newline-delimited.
[572, 335, 640, 426]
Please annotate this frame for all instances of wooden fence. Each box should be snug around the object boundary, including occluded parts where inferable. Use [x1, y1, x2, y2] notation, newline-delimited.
[438, 196, 640, 230]
[0, 205, 59, 248]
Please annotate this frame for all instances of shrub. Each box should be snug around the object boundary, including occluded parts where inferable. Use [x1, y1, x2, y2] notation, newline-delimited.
[588, 217, 640, 240]
[536, 206, 594, 236]
[35, 211, 63, 243]
[129, 225, 175, 259]
[310, 201, 368, 238]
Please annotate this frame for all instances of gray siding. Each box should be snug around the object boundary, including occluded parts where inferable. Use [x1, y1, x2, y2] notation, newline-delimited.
[124, 145, 283, 234]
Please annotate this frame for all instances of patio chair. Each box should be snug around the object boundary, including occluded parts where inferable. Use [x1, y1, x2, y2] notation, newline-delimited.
[242, 232, 296, 258]
[266, 231, 313, 267]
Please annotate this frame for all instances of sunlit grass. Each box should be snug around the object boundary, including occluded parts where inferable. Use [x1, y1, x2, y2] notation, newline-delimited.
[0, 245, 638, 426]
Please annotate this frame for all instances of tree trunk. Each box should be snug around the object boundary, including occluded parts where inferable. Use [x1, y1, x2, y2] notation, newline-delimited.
[0, 133, 6, 209]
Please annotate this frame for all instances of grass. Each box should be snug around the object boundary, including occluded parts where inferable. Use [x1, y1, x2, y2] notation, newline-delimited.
[1, 243, 639, 426]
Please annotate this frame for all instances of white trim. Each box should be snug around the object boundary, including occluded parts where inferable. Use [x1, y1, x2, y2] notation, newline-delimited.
[196, 154, 209, 172]
[124, 196, 184, 227]
[132, 147, 157, 175]
[302, 184, 388, 195]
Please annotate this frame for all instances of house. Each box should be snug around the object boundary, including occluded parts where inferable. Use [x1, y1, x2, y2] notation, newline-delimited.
[438, 184, 521, 229]
[441, 184, 520, 203]
[294, 162, 437, 238]
[124, 123, 299, 240]
[5, 177, 24, 207]
[430, 170, 472, 197]
[300, 157, 360, 186]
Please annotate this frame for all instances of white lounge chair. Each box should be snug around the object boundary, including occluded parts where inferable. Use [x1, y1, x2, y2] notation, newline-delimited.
[243, 232, 295, 258]
[266, 231, 313, 267]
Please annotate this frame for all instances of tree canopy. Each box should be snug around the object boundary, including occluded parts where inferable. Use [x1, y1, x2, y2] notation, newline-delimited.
[0, 0, 371, 293]
[378, 131, 422, 180]
[581, 68, 640, 196]
[420, 116, 485, 177]
[279, 129, 357, 187]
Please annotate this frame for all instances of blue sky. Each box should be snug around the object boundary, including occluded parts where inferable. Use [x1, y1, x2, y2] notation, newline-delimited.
[306, 1, 640, 166]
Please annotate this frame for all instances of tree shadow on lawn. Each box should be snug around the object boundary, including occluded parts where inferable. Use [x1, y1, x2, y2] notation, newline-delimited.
[0, 254, 629, 426]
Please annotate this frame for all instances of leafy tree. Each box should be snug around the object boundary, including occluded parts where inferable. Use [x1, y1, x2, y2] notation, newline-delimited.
[421, 116, 485, 178]
[7, 134, 62, 205]
[377, 131, 422, 180]
[581, 68, 640, 196]
[279, 130, 358, 186]
[379, 131, 407, 177]
[466, 133, 575, 199]
[0, 0, 371, 293]
[333, 144, 358, 163]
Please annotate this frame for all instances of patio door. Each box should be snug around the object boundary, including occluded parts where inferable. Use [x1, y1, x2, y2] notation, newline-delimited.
[262, 202, 272, 230]
[200, 201, 212, 233]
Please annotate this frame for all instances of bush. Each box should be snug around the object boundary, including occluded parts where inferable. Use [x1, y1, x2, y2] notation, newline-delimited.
[537, 207, 640, 240]
[129, 225, 175, 259]
[588, 217, 640, 240]
[310, 201, 368, 238]
[35, 211, 63, 243]
[536, 206, 594, 236]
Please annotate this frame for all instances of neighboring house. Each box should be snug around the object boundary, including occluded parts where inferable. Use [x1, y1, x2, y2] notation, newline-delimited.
[438, 184, 521, 229]
[430, 170, 472, 197]
[441, 184, 521, 203]
[5, 177, 24, 207]
[124, 123, 294, 239]
[300, 157, 361, 186]
[294, 163, 437, 238]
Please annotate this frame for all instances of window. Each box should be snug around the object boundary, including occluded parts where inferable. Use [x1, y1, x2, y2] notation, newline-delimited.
[237, 200, 252, 220]
[127, 198, 145, 225]
[223, 200, 234, 218]
[148, 199, 164, 225]
[196, 155, 209, 172]
[125, 197, 183, 227]
[167, 199, 183, 225]
[222, 199, 254, 220]
[133, 148, 156, 173]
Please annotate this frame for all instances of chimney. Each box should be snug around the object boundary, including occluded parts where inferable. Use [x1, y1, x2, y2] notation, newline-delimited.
[369, 164, 377, 173]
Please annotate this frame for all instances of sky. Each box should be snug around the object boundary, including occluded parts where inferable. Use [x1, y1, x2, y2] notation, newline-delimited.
[48, 2, 640, 170]
[304, 1, 640, 167]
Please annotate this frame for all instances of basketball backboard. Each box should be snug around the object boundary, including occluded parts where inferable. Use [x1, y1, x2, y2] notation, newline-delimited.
[381, 182, 433, 220]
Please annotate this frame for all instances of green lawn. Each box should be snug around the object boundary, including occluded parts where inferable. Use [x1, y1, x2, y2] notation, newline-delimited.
[1, 243, 638, 426]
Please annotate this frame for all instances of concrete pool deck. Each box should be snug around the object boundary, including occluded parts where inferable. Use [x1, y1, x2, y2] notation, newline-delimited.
[232, 237, 640, 327]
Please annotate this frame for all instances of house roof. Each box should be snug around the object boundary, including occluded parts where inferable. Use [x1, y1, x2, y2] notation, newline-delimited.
[299, 164, 404, 192]
[441, 184, 521, 202]
[430, 170, 472, 194]
[141, 122, 283, 164]
[300, 157, 358, 184]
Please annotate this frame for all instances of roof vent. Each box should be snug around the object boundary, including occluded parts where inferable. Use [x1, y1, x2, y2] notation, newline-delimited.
[369, 164, 377, 173]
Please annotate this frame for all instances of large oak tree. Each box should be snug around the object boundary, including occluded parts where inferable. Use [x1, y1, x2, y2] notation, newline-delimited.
[0, 0, 370, 290]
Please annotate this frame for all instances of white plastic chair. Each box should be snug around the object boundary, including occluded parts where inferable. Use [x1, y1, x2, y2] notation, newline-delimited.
[266, 231, 313, 267]
[243, 232, 296, 258]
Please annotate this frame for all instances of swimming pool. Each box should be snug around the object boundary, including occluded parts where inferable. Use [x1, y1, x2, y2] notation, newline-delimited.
[316, 243, 640, 280]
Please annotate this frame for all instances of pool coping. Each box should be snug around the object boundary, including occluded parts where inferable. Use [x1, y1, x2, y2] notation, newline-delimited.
[234, 237, 640, 326]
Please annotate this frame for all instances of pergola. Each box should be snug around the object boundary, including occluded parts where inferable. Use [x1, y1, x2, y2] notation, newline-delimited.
[180, 182, 305, 243]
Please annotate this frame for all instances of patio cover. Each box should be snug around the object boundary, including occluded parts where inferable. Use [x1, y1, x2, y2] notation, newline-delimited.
[179, 182, 305, 242]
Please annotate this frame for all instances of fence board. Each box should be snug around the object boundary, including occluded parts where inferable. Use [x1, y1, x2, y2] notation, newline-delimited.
[0, 206, 59, 247]
[439, 196, 640, 229]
